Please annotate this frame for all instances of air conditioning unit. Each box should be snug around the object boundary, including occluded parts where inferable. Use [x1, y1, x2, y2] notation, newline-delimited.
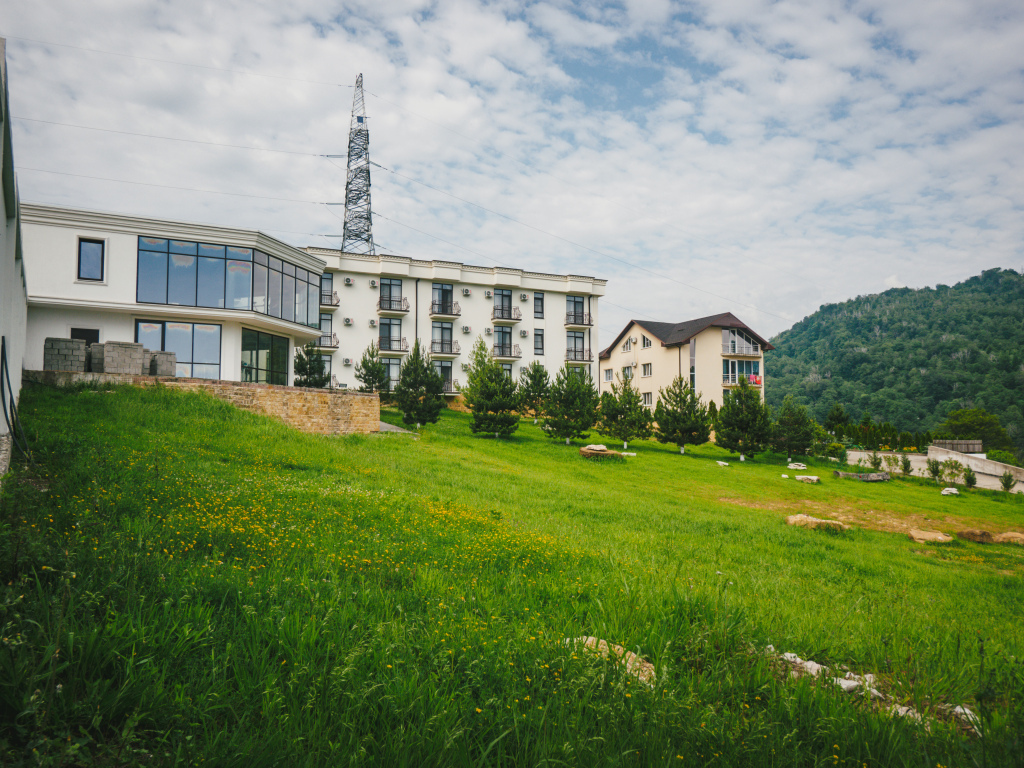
[484, 327, 492, 335]
[484, 289, 492, 298]
[520, 293, 528, 301]
[343, 357, 353, 365]
[519, 329, 529, 337]
[462, 287, 472, 296]
[344, 277, 353, 286]
[461, 325, 472, 334]
[343, 317, 352, 325]
[369, 319, 377, 327]
[369, 279, 378, 287]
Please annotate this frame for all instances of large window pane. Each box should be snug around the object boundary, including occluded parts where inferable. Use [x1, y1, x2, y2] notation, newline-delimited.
[257, 330, 272, 371]
[193, 324, 221, 365]
[226, 260, 252, 310]
[78, 240, 104, 281]
[135, 321, 162, 351]
[268, 269, 282, 318]
[197, 257, 225, 308]
[137, 250, 168, 303]
[241, 329, 258, 382]
[139, 237, 168, 252]
[271, 336, 289, 379]
[165, 322, 193, 363]
[227, 246, 252, 261]
[295, 277, 307, 326]
[193, 364, 219, 379]
[282, 274, 295, 323]
[198, 243, 225, 258]
[307, 283, 318, 326]
[176, 363, 193, 378]
[167, 253, 197, 306]
[169, 240, 198, 255]
[252, 264, 268, 314]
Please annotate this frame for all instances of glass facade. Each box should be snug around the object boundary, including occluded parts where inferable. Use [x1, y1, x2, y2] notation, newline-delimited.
[134, 320, 221, 379]
[137, 236, 320, 327]
[241, 328, 289, 385]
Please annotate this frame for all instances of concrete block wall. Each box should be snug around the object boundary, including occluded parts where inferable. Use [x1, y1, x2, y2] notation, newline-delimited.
[149, 351, 176, 376]
[43, 337, 87, 372]
[91, 341, 147, 375]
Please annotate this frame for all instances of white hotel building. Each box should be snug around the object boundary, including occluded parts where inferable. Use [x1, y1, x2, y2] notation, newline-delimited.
[20, 204, 605, 389]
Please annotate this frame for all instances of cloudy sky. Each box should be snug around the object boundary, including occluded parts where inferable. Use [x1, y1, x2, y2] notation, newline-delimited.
[6, 0, 1024, 344]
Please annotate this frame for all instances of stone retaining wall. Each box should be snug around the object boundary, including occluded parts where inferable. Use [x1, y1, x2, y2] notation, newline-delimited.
[25, 370, 379, 435]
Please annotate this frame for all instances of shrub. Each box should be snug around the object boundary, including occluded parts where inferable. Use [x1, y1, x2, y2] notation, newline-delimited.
[926, 458, 943, 483]
[941, 458, 964, 485]
[963, 465, 977, 489]
[882, 454, 900, 474]
[988, 449, 1022, 468]
[900, 454, 913, 476]
[1001, 471, 1017, 492]
[825, 442, 848, 464]
[654, 377, 712, 455]
[868, 451, 883, 471]
[392, 339, 444, 428]
[599, 374, 653, 450]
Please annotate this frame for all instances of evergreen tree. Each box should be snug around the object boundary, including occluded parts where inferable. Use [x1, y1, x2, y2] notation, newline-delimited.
[824, 402, 850, 435]
[293, 341, 330, 388]
[653, 377, 711, 454]
[771, 395, 816, 458]
[544, 366, 599, 444]
[715, 378, 772, 459]
[460, 337, 493, 414]
[599, 374, 654, 449]
[460, 337, 519, 437]
[354, 342, 389, 395]
[392, 339, 444, 428]
[517, 361, 550, 424]
[935, 408, 1015, 451]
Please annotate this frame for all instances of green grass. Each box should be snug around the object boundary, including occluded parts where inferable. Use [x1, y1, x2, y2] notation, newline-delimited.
[2, 383, 1023, 766]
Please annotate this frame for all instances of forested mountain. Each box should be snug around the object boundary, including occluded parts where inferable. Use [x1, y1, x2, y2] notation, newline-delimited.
[765, 268, 1024, 451]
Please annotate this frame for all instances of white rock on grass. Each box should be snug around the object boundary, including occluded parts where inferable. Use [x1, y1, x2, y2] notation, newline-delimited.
[788, 463, 807, 470]
[941, 487, 959, 496]
[622, 452, 637, 456]
[716, 461, 729, 467]
[781, 474, 789, 478]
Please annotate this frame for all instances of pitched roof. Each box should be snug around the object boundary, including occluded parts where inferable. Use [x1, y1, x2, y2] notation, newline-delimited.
[598, 312, 774, 359]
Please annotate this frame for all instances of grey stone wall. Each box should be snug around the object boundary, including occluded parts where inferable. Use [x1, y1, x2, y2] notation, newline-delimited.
[43, 338, 87, 372]
[91, 341, 147, 375]
[149, 351, 176, 376]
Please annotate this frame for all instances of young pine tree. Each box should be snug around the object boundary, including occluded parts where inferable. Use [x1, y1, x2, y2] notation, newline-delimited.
[517, 361, 550, 424]
[653, 377, 711, 455]
[771, 395, 816, 460]
[461, 337, 519, 438]
[544, 366, 599, 445]
[392, 339, 444, 428]
[715, 378, 772, 460]
[599, 374, 653, 450]
[292, 341, 330, 388]
[354, 342, 389, 394]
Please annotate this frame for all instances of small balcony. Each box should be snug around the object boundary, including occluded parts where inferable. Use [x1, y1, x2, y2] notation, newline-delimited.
[377, 296, 410, 315]
[723, 373, 763, 386]
[316, 332, 339, 349]
[565, 348, 593, 363]
[430, 300, 461, 318]
[492, 343, 522, 359]
[320, 291, 340, 309]
[376, 337, 410, 354]
[564, 312, 593, 328]
[722, 343, 761, 356]
[441, 378, 460, 395]
[491, 306, 522, 324]
[430, 339, 461, 357]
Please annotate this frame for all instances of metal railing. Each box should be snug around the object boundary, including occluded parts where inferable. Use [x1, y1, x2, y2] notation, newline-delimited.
[376, 337, 409, 353]
[492, 343, 522, 358]
[565, 312, 593, 326]
[320, 291, 340, 306]
[430, 339, 460, 355]
[377, 296, 410, 312]
[317, 332, 339, 348]
[491, 306, 522, 321]
[441, 378, 460, 394]
[722, 373, 763, 386]
[565, 348, 593, 362]
[430, 300, 461, 316]
[722, 343, 761, 356]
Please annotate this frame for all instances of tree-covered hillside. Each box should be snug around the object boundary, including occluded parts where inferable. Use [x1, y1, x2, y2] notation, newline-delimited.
[766, 268, 1024, 450]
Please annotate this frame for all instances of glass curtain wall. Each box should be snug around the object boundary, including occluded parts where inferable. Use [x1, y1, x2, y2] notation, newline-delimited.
[134, 320, 221, 379]
[241, 329, 289, 384]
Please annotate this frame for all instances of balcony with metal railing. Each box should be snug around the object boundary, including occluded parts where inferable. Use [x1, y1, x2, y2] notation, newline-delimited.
[316, 332, 339, 349]
[722, 373, 763, 386]
[430, 339, 461, 356]
[376, 296, 410, 315]
[491, 305, 522, 324]
[564, 312, 593, 327]
[565, 348, 593, 363]
[320, 291, 340, 308]
[429, 300, 461, 317]
[722, 342, 761, 356]
[441, 378, 460, 394]
[492, 343, 522, 359]
[375, 337, 410, 354]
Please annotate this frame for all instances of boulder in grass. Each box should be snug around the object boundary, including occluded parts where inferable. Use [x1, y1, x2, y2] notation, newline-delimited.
[908, 529, 953, 544]
[795, 475, 820, 484]
[580, 445, 621, 459]
[788, 463, 807, 470]
[957, 529, 994, 544]
[993, 532, 1024, 546]
[565, 636, 656, 687]
[786, 514, 850, 532]
[941, 487, 959, 496]
[716, 461, 729, 467]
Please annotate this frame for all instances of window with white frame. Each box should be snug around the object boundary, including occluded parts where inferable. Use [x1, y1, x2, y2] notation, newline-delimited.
[623, 338, 632, 352]
[642, 335, 651, 348]
[642, 363, 652, 377]
[642, 392, 653, 407]
[604, 368, 613, 382]
[622, 365, 633, 379]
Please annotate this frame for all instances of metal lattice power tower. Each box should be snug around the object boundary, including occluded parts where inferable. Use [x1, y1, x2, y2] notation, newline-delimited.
[340, 74, 375, 255]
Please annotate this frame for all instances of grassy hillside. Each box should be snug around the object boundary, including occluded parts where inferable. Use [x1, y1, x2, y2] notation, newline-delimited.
[766, 268, 1024, 448]
[2, 384, 1023, 765]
